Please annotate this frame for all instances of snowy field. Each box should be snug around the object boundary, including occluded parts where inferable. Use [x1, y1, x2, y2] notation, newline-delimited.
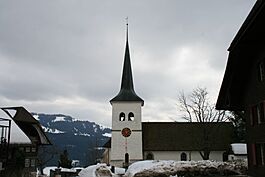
[78, 160, 248, 177]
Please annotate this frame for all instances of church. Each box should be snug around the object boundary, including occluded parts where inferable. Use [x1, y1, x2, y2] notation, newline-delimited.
[102, 24, 233, 167]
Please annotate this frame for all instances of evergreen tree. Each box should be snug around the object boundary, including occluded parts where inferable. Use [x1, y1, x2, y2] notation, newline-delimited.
[230, 111, 246, 143]
[58, 149, 72, 168]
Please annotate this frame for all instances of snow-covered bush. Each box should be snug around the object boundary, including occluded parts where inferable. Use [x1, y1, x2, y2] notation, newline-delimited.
[78, 160, 247, 177]
[79, 164, 113, 177]
[125, 160, 247, 177]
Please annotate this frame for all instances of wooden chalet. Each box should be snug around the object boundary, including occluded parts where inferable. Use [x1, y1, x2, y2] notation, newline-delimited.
[216, 1, 265, 176]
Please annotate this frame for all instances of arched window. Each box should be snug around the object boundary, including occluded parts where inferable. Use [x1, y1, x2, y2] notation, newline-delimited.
[146, 152, 154, 160]
[119, 112, 125, 121]
[128, 112, 134, 121]
[180, 152, 187, 161]
[125, 153, 129, 164]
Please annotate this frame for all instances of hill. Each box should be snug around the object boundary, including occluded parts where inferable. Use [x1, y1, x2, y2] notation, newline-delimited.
[32, 113, 111, 166]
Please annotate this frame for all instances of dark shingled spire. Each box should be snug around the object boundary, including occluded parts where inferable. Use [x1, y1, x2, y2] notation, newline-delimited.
[110, 23, 144, 105]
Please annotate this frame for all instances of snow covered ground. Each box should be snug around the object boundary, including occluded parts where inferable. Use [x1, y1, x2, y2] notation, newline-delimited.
[78, 160, 247, 177]
[78, 164, 125, 177]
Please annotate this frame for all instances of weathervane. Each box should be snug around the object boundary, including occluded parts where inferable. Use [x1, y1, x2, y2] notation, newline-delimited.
[125, 17, 129, 42]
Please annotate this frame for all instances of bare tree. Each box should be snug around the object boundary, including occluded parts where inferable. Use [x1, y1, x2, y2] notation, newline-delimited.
[178, 87, 228, 123]
[178, 87, 229, 160]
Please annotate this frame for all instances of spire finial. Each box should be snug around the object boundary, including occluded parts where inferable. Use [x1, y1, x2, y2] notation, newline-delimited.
[125, 17, 129, 42]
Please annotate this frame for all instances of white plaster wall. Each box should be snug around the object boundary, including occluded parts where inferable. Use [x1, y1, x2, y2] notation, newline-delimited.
[112, 102, 142, 130]
[111, 102, 143, 166]
[111, 131, 143, 160]
[145, 151, 187, 161]
[110, 160, 123, 167]
[144, 151, 225, 161]
[207, 151, 225, 161]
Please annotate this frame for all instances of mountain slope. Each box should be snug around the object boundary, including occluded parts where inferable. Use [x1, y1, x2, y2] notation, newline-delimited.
[33, 113, 111, 166]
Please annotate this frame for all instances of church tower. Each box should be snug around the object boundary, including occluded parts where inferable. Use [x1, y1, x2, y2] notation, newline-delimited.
[110, 24, 144, 167]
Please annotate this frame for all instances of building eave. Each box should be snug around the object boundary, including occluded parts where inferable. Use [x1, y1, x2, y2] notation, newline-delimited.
[216, 0, 265, 111]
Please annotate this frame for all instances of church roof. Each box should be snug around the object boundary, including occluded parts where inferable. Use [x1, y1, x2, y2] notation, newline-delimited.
[142, 122, 233, 151]
[110, 24, 144, 106]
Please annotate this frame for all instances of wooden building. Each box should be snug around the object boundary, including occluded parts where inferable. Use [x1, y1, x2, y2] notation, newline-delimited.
[5, 143, 39, 177]
[216, 1, 265, 176]
[0, 107, 51, 177]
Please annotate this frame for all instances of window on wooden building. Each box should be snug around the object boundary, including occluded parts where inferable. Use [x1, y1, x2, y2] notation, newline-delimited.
[250, 144, 257, 166]
[25, 147, 30, 153]
[30, 159, 36, 167]
[258, 102, 265, 123]
[256, 143, 265, 166]
[259, 62, 265, 81]
[250, 102, 265, 125]
[31, 147, 36, 153]
[25, 159, 30, 168]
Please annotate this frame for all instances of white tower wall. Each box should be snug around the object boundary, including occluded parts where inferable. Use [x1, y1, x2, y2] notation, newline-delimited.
[110, 102, 143, 166]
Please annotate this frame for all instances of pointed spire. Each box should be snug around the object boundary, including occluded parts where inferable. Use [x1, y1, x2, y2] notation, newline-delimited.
[110, 21, 144, 105]
[121, 21, 133, 90]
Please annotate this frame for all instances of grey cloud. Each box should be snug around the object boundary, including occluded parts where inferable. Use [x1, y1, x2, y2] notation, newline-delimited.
[0, 0, 256, 127]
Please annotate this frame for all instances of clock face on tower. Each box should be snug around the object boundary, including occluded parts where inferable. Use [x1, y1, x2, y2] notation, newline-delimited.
[121, 127, 131, 137]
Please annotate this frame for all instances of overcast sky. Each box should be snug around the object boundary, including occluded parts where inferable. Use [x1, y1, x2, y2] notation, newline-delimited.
[0, 0, 256, 135]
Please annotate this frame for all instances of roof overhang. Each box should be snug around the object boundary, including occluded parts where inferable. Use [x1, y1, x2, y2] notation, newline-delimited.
[1, 107, 51, 145]
[216, 0, 265, 110]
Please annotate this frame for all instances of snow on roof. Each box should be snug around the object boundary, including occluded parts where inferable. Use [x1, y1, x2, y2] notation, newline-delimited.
[43, 166, 57, 176]
[10, 120, 31, 143]
[33, 114, 39, 120]
[231, 143, 247, 155]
